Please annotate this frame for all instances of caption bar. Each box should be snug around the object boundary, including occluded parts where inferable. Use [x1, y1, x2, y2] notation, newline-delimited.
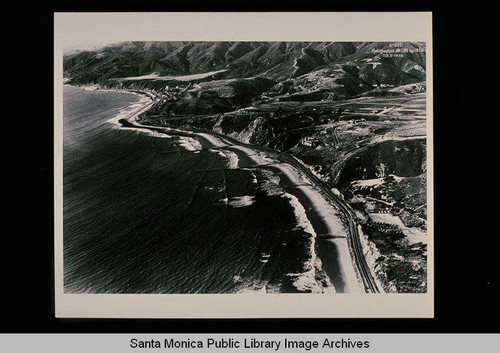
[1, 334, 499, 352]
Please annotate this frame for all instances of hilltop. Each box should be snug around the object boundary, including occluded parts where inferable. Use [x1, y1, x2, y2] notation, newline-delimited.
[63, 41, 429, 293]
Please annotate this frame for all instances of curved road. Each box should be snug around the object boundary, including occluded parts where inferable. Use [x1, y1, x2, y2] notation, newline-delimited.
[280, 154, 381, 293]
[126, 111, 381, 293]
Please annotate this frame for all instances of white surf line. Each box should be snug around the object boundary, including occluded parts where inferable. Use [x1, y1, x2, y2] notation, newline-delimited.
[108, 92, 156, 127]
[221, 142, 362, 292]
[67, 83, 154, 127]
[177, 136, 203, 153]
[118, 117, 363, 292]
[222, 149, 239, 169]
[196, 132, 230, 148]
[229, 145, 275, 166]
[227, 195, 256, 208]
[194, 135, 363, 292]
[276, 163, 364, 293]
[282, 192, 331, 293]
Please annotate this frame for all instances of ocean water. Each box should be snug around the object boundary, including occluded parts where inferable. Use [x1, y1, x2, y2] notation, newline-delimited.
[63, 85, 331, 294]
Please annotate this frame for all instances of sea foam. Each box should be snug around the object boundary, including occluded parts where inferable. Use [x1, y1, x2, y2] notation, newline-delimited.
[227, 195, 256, 208]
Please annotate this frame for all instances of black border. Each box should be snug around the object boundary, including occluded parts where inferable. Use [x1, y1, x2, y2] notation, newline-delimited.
[5, 3, 497, 334]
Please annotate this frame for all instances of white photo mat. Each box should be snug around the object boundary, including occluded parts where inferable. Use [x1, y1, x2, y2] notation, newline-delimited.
[54, 11, 434, 318]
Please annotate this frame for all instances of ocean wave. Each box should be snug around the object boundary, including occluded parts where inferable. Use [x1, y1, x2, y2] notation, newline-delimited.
[209, 149, 227, 158]
[134, 129, 173, 139]
[286, 258, 336, 294]
[256, 169, 283, 196]
[233, 278, 281, 294]
[280, 192, 335, 293]
[279, 164, 346, 237]
[230, 145, 274, 165]
[207, 148, 240, 169]
[227, 195, 256, 208]
[177, 136, 203, 152]
[224, 149, 240, 169]
[218, 197, 228, 205]
[283, 193, 316, 237]
[287, 270, 321, 293]
[241, 168, 258, 184]
[197, 133, 229, 148]
[107, 96, 152, 127]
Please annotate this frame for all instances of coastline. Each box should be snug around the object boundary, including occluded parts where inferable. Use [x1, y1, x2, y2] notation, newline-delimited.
[64, 83, 159, 128]
[114, 97, 372, 293]
[64, 83, 379, 294]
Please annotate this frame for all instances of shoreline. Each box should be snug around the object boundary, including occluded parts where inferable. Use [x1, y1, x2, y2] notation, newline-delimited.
[66, 84, 160, 128]
[117, 101, 372, 293]
[65, 83, 378, 293]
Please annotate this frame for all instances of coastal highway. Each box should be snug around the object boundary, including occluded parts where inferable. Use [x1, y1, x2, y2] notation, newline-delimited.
[190, 130, 382, 293]
[124, 112, 381, 293]
[279, 154, 381, 294]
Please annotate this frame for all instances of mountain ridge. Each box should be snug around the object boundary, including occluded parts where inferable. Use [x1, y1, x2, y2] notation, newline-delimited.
[64, 41, 426, 98]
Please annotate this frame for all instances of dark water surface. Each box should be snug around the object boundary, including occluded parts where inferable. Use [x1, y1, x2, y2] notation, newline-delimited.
[63, 85, 323, 294]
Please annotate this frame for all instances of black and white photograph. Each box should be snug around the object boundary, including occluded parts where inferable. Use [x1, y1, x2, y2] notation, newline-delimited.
[2, 7, 499, 352]
[54, 12, 434, 318]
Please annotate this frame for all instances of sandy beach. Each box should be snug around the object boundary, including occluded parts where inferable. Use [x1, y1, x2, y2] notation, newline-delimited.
[118, 104, 374, 293]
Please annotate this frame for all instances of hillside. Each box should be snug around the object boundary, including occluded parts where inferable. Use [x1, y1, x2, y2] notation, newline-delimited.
[64, 41, 425, 97]
[63, 41, 428, 293]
